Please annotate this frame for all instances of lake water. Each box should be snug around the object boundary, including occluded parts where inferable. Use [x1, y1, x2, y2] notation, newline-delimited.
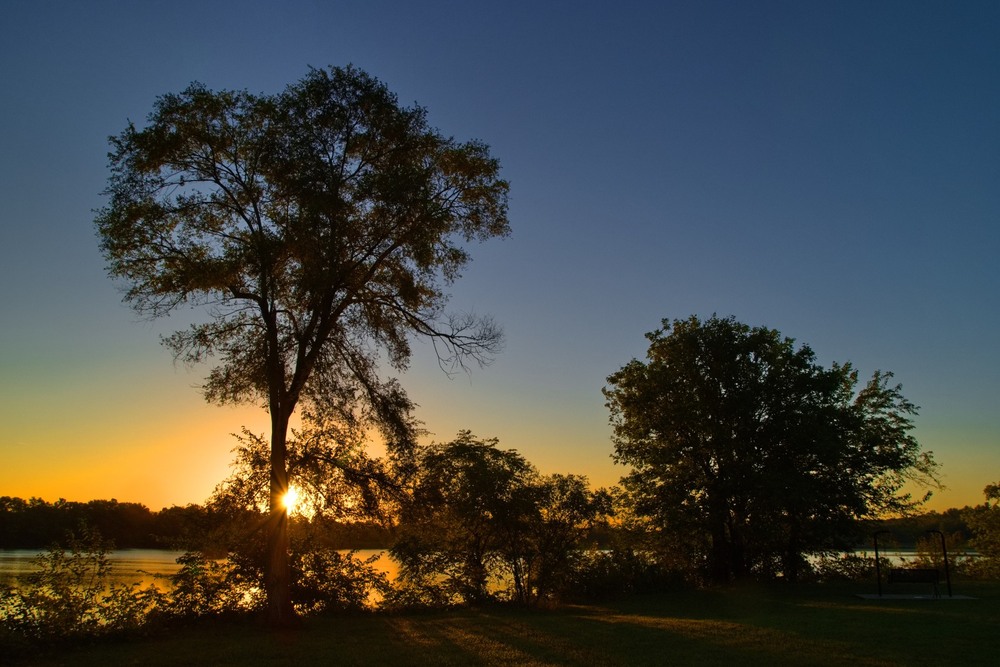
[0, 548, 397, 590]
[1, 547, 961, 592]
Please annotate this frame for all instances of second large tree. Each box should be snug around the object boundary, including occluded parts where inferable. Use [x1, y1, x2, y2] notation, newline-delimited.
[604, 315, 937, 583]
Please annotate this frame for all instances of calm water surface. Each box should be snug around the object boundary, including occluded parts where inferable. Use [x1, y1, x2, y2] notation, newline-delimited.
[3, 548, 946, 591]
[0, 549, 395, 589]
[0, 549, 188, 589]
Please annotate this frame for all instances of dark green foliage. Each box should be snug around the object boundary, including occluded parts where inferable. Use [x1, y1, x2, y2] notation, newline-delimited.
[0, 497, 159, 549]
[963, 482, 1000, 578]
[197, 414, 400, 613]
[507, 474, 613, 603]
[0, 495, 394, 552]
[312, 521, 394, 549]
[605, 315, 939, 584]
[391, 431, 535, 605]
[291, 548, 390, 614]
[391, 432, 610, 606]
[870, 508, 971, 548]
[158, 552, 256, 619]
[810, 552, 890, 583]
[908, 530, 979, 577]
[146, 503, 220, 551]
[95, 64, 508, 429]
[158, 547, 388, 618]
[559, 548, 686, 600]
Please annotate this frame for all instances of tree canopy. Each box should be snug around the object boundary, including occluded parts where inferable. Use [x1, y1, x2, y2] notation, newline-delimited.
[604, 315, 938, 583]
[95, 65, 509, 623]
[392, 431, 536, 604]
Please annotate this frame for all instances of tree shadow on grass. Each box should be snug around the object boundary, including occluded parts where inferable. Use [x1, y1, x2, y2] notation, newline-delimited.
[14, 586, 1000, 666]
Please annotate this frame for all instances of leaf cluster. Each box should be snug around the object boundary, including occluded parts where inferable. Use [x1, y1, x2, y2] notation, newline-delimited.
[95, 65, 509, 438]
[391, 431, 611, 606]
[963, 482, 1000, 578]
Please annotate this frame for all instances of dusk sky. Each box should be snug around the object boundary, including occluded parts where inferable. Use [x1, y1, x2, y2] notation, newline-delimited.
[1, 1, 997, 512]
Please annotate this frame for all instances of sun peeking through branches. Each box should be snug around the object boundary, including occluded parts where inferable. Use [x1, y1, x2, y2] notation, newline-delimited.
[282, 486, 300, 515]
[211, 407, 407, 527]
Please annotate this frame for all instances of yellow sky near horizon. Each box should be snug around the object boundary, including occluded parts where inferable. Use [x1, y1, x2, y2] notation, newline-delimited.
[1, 360, 992, 514]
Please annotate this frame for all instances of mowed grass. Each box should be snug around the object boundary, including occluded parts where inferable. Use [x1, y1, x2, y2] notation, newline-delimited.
[17, 582, 1000, 666]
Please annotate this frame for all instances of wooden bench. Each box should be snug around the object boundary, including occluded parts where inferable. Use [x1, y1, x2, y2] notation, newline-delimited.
[888, 568, 940, 596]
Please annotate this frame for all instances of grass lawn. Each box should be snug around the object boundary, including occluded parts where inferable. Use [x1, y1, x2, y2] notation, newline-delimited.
[13, 582, 1000, 666]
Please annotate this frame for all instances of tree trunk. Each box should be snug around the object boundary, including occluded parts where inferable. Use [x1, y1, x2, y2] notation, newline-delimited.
[708, 500, 733, 584]
[709, 525, 731, 584]
[265, 409, 297, 626]
[782, 523, 802, 583]
[729, 520, 748, 580]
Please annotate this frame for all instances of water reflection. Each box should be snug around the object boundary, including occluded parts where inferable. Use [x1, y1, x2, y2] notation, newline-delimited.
[0, 548, 397, 590]
[0, 548, 187, 590]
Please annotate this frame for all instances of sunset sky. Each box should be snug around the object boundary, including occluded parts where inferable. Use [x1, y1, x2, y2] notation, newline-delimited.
[1, 1, 997, 512]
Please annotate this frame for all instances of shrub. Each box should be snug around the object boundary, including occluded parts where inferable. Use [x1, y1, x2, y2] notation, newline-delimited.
[811, 552, 889, 583]
[1, 534, 393, 651]
[0, 528, 163, 643]
[559, 548, 687, 600]
[379, 579, 461, 611]
[292, 548, 390, 613]
[157, 552, 258, 620]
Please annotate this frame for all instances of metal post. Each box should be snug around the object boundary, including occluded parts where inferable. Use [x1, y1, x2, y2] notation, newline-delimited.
[874, 530, 889, 597]
[928, 530, 952, 597]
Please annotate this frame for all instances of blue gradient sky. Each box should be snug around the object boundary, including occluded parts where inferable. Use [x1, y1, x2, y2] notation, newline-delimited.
[1, 1, 997, 510]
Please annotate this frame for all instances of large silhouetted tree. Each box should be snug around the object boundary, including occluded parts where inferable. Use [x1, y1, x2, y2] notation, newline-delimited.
[95, 66, 509, 624]
[604, 315, 938, 583]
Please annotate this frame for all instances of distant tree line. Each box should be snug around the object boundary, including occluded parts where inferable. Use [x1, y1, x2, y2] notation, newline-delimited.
[0, 494, 977, 554]
[0, 497, 392, 551]
[0, 498, 171, 549]
[870, 509, 971, 548]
